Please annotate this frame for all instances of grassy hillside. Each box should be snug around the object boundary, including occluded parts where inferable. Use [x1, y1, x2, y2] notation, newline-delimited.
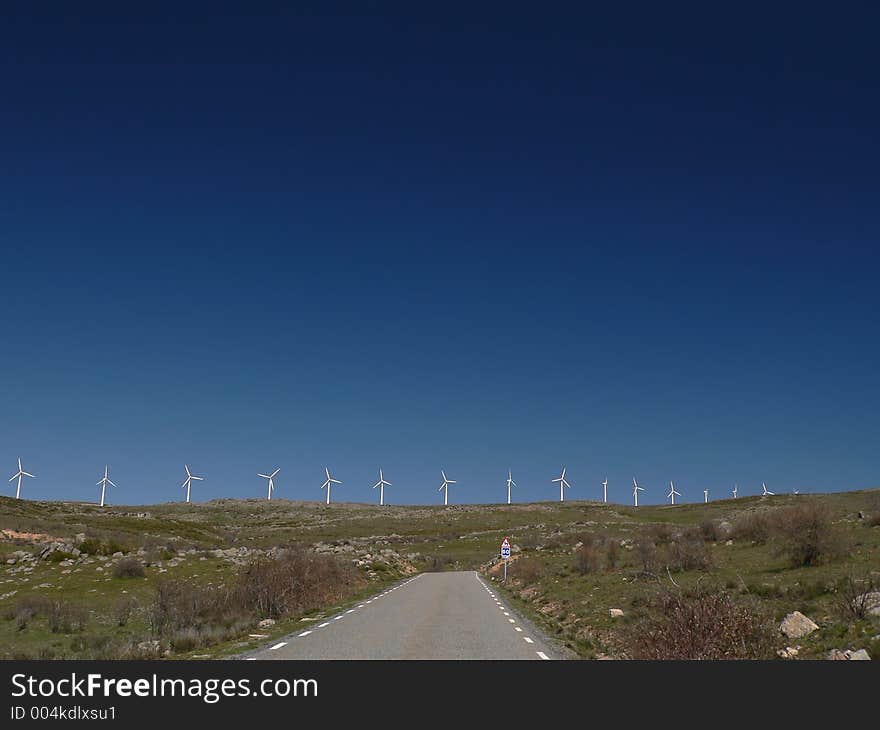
[1, 489, 878, 659]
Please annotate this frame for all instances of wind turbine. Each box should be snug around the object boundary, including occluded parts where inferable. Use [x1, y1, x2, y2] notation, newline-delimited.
[321, 467, 341, 505]
[667, 481, 681, 505]
[438, 469, 455, 506]
[703, 488, 709, 503]
[181, 464, 203, 503]
[506, 470, 516, 505]
[373, 468, 391, 506]
[762, 482, 774, 497]
[552, 467, 571, 502]
[732, 483, 738, 499]
[258, 468, 280, 501]
[602, 477, 608, 504]
[8, 457, 35, 500]
[632, 477, 645, 507]
[97, 466, 116, 508]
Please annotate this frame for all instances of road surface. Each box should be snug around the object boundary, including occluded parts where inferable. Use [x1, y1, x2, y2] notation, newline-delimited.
[242, 571, 559, 660]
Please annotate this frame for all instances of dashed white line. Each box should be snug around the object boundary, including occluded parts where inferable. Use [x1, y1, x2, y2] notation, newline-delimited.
[318, 622, 330, 628]
[515, 627, 523, 632]
[334, 616, 344, 621]
[536, 651, 550, 660]
[508, 619, 516, 623]
[246, 657, 257, 661]
[524, 637, 534, 644]
[298, 631, 312, 637]
[346, 609, 356, 614]
[269, 642, 287, 650]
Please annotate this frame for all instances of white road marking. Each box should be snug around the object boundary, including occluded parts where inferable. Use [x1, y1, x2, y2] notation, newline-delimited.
[246, 657, 257, 661]
[334, 616, 344, 621]
[504, 612, 510, 616]
[269, 642, 287, 650]
[318, 622, 330, 628]
[524, 637, 534, 644]
[298, 631, 312, 637]
[515, 627, 523, 632]
[358, 605, 365, 608]
[508, 619, 516, 623]
[346, 609, 356, 614]
[536, 652, 550, 660]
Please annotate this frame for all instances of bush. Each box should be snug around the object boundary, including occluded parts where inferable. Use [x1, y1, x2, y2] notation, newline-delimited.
[47, 601, 88, 634]
[699, 521, 721, 542]
[114, 597, 138, 626]
[513, 558, 543, 585]
[833, 573, 880, 620]
[112, 558, 146, 579]
[666, 533, 714, 572]
[635, 535, 660, 574]
[771, 502, 848, 567]
[626, 589, 777, 659]
[605, 540, 620, 572]
[574, 543, 601, 575]
[866, 514, 880, 528]
[45, 550, 75, 563]
[731, 511, 775, 544]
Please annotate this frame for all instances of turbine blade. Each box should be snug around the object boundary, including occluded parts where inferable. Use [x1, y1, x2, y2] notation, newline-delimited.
[22, 471, 35, 478]
[107, 480, 117, 488]
[271, 469, 280, 477]
[257, 474, 270, 479]
[185, 465, 191, 476]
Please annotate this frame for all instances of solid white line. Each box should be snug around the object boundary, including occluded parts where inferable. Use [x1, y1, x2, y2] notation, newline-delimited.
[269, 642, 287, 650]
[524, 637, 534, 644]
[298, 631, 312, 637]
[318, 622, 330, 628]
[536, 652, 550, 660]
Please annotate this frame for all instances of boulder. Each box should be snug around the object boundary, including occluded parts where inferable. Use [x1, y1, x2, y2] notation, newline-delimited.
[780, 611, 818, 639]
[828, 648, 871, 660]
[609, 608, 624, 618]
[777, 646, 800, 659]
[848, 649, 871, 660]
[258, 618, 276, 628]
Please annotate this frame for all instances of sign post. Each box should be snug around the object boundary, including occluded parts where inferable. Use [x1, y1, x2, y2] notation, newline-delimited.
[500, 537, 511, 582]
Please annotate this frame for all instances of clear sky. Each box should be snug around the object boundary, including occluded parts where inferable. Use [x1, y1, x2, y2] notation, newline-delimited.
[1, 3, 878, 506]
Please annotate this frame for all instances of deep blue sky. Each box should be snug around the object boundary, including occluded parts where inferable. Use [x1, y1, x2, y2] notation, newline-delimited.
[1, 3, 878, 505]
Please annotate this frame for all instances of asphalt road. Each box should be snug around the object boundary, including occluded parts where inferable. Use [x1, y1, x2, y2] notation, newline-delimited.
[242, 571, 559, 660]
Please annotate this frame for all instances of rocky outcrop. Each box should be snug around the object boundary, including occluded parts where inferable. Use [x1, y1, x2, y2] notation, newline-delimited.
[780, 611, 819, 639]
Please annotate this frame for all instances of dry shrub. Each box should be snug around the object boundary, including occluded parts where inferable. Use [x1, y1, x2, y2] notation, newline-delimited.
[114, 596, 138, 626]
[605, 539, 620, 571]
[627, 589, 777, 659]
[771, 502, 848, 567]
[514, 557, 543, 585]
[47, 601, 88, 634]
[112, 558, 145, 579]
[833, 573, 880, 620]
[666, 532, 714, 572]
[574, 542, 602, 575]
[645, 524, 675, 545]
[867, 513, 880, 528]
[699, 521, 721, 542]
[731, 511, 775, 544]
[635, 532, 660, 574]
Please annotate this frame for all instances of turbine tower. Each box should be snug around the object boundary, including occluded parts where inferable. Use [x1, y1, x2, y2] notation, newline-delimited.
[732, 483, 738, 499]
[373, 468, 391, 506]
[181, 464, 203, 503]
[258, 468, 280, 501]
[552, 467, 570, 502]
[762, 482, 774, 497]
[97, 465, 116, 508]
[321, 467, 341, 505]
[703, 488, 709, 503]
[602, 477, 608, 504]
[667, 480, 681, 505]
[438, 469, 455, 506]
[506, 470, 516, 505]
[632, 477, 645, 507]
[8, 457, 35, 500]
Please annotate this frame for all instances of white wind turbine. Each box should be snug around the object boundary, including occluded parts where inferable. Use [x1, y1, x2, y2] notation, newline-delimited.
[438, 469, 455, 506]
[373, 468, 391, 506]
[181, 464, 203, 503]
[602, 477, 608, 504]
[258, 468, 280, 501]
[632, 477, 645, 506]
[97, 465, 116, 508]
[506, 470, 516, 505]
[703, 488, 709, 503]
[667, 480, 681, 505]
[762, 482, 774, 497]
[732, 483, 738, 499]
[8, 457, 35, 500]
[321, 467, 341, 505]
[552, 467, 571, 502]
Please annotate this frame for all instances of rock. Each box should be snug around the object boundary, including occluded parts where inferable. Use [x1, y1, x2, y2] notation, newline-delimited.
[848, 649, 871, 660]
[5, 559, 14, 565]
[859, 592, 880, 617]
[777, 646, 800, 659]
[258, 618, 276, 628]
[717, 521, 733, 538]
[780, 611, 819, 639]
[828, 649, 849, 660]
[137, 640, 160, 653]
[609, 608, 624, 618]
[725, 540, 734, 546]
[112, 552, 124, 559]
[828, 648, 871, 660]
